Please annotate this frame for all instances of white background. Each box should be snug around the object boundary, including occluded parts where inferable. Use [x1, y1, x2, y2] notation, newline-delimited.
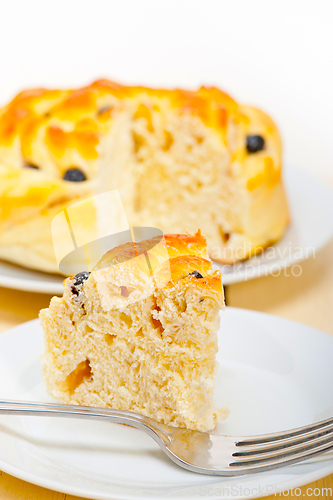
[0, 0, 332, 178]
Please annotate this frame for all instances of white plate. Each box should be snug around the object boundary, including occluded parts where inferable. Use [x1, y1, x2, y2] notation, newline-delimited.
[0, 308, 332, 500]
[0, 167, 332, 294]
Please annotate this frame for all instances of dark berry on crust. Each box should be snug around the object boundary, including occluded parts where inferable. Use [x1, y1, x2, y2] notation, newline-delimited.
[246, 135, 265, 153]
[188, 270, 204, 279]
[24, 163, 40, 169]
[74, 271, 90, 286]
[63, 168, 87, 182]
[71, 271, 90, 296]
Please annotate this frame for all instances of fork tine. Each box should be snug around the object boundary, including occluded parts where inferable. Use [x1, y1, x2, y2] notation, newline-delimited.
[233, 422, 333, 457]
[236, 416, 333, 447]
[230, 434, 333, 469]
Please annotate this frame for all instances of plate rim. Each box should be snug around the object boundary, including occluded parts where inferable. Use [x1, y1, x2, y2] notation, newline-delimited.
[0, 309, 332, 500]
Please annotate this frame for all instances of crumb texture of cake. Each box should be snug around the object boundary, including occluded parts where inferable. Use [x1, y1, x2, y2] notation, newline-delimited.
[40, 231, 228, 431]
[0, 80, 289, 273]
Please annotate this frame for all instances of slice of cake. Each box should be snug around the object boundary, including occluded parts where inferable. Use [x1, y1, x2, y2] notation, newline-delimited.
[40, 230, 228, 431]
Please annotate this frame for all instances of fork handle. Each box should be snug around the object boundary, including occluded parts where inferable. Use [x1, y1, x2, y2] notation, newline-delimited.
[0, 399, 172, 446]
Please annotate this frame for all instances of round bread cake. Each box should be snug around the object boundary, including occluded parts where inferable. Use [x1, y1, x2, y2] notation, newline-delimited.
[0, 79, 289, 273]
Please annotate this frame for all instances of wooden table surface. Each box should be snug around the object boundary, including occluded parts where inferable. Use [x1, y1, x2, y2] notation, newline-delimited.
[0, 234, 332, 499]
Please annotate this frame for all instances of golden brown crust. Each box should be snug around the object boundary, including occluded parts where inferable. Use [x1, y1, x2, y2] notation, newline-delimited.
[168, 256, 222, 293]
[163, 230, 208, 259]
[92, 230, 222, 294]
[94, 230, 206, 267]
[0, 80, 281, 181]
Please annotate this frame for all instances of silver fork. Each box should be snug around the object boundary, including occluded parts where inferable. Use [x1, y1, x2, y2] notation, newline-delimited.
[0, 400, 332, 476]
